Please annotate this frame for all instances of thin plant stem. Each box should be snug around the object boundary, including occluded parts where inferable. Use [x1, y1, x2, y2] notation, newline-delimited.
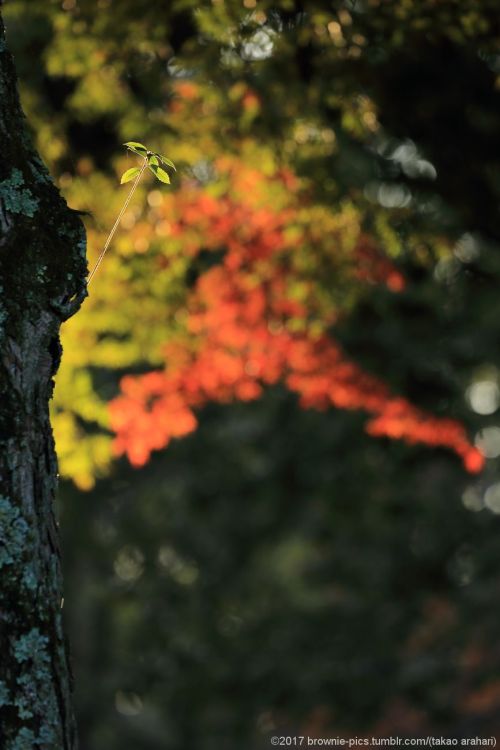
[87, 158, 148, 285]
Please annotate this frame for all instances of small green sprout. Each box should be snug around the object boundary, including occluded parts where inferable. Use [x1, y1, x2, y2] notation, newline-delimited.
[121, 142, 176, 184]
[87, 142, 176, 284]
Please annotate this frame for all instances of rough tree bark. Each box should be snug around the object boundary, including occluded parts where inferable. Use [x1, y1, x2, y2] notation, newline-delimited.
[0, 10, 87, 749]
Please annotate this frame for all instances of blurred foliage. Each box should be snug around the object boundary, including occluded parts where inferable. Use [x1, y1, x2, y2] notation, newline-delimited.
[6, 0, 498, 487]
[61, 394, 500, 748]
[5, 0, 500, 746]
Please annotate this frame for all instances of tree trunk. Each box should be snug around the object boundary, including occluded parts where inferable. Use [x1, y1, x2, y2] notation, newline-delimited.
[0, 11, 87, 749]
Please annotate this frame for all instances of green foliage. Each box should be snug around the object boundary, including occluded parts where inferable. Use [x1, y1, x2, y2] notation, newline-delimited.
[119, 166, 140, 185]
[148, 162, 170, 183]
[90, 142, 176, 286]
[123, 142, 148, 157]
[120, 144, 175, 185]
[157, 155, 176, 171]
[61, 391, 500, 747]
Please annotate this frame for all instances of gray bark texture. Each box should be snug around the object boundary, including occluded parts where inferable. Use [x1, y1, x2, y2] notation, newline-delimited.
[0, 10, 87, 749]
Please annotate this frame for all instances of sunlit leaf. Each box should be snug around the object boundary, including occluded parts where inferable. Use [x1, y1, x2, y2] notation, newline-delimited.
[120, 167, 141, 184]
[158, 154, 177, 171]
[149, 164, 171, 183]
[124, 141, 148, 156]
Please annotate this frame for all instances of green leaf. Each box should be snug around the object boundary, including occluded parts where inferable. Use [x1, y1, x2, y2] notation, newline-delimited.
[158, 154, 177, 171]
[123, 141, 148, 156]
[148, 154, 160, 166]
[149, 164, 171, 184]
[120, 167, 141, 184]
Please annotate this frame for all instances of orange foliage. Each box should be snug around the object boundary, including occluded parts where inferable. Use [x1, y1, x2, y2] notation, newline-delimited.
[109, 163, 484, 473]
[173, 81, 199, 101]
